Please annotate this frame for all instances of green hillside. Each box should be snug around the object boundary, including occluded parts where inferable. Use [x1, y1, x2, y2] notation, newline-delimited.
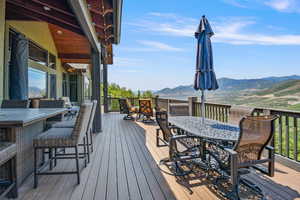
[255, 80, 300, 97]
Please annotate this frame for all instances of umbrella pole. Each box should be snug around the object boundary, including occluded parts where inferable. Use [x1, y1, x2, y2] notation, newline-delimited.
[201, 90, 205, 123]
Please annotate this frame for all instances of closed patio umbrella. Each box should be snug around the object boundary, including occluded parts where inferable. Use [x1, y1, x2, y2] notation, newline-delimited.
[194, 15, 218, 122]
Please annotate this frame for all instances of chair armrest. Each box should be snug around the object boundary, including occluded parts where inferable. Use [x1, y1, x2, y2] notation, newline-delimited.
[265, 145, 274, 151]
[224, 148, 237, 156]
[205, 139, 229, 150]
[170, 134, 199, 141]
[156, 128, 161, 134]
[169, 125, 178, 129]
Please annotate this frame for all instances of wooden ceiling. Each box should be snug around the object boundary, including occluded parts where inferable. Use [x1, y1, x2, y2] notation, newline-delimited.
[6, 0, 114, 64]
[48, 24, 91, 64]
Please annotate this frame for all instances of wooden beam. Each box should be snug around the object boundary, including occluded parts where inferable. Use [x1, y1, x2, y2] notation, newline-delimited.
[98, 34, 114, 41]
[58, 53, 90, 60]
[6, 0, 83, 35]
[31, 0, 75, 17]
[104, 24, 113, 31]
[88, 7, 113, 16]
[7, 0, 80, 28]
[68, 0, 100, 53]
[61, 58, 90, 64]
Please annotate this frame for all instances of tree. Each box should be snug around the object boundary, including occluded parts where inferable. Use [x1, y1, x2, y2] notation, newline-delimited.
[141, 90, 154, 98]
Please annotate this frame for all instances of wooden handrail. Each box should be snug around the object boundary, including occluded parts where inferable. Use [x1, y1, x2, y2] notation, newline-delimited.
[106, 96, 300, 163]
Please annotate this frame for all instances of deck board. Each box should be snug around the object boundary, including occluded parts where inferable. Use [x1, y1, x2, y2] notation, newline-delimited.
[12, 113, 300, 200]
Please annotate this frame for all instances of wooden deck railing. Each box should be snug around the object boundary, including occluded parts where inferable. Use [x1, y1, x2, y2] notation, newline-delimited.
[106, 96, 300, 164]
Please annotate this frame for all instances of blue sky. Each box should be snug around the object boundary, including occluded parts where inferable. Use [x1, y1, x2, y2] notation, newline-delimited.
[109, 0, 300, 91]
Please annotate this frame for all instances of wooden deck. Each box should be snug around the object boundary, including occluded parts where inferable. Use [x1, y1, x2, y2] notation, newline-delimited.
[13, 113, 300, 200]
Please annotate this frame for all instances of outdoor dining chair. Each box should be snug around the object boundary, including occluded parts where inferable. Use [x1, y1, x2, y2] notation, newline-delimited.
[0, 142, 17, 198]
[206, 115, 278, 199]
[1, 100, 30, 108]
[118, 98, 137, 120]
[228, 105, 254, 126]
[60, 97, 79, 119]
[51, 100, 98, 159]
[138, 99, 154, 122]
[33, 102, 93, 188]
[39, 99, 65, 128]
[155, 110, 176, 147]
[156, 110, 202, 176]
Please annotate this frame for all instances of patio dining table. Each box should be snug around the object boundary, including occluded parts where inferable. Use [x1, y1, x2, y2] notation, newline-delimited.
[168, 116, 240, 141]
[0, 108, 67, 185]
[168, 116, 240, 173]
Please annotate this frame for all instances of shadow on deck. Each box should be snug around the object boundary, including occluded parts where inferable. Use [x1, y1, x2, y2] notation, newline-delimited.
[13, 113, 300, 200]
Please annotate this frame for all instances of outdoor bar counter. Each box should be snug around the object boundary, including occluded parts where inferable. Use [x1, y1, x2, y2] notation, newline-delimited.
[0, 108, 67, 185]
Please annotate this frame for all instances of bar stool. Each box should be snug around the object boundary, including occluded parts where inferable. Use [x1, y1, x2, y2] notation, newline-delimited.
[0, 142, 17, 198]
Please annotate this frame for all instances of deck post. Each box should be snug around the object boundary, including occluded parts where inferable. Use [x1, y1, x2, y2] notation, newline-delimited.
[0, 0, 5, 101]
[103, 56, 109, 113]
[91, 48, 102, 133]
[188, 97, 198, 116]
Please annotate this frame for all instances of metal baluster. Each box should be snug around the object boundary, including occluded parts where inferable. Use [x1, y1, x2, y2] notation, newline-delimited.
[286, 116, 290, 158]
[294, 117, 298, 161]
[279, 116, 283, 155]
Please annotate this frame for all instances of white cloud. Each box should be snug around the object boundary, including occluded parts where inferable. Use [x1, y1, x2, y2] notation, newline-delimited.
[137, 40, 184, 51]
[213, 18, 300, 45]
[222, 0, 300, 13]
[222, 0, 249, 8]
[128, 13, 300, 46]
[264, 0, 300, 12]
[127, 12, 197, 37]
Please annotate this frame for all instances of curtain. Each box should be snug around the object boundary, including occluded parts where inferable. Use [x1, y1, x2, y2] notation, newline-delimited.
[9, 33, 29, 100]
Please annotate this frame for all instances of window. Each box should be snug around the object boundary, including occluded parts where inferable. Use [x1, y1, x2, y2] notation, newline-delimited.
[28, 68, 47, 98]
[69, 75, 78, 102]
[49, 53, 56, 69]
[62, 73, 68, 97]
[29, 41, 48, 66]
[49, 74, 57, 99]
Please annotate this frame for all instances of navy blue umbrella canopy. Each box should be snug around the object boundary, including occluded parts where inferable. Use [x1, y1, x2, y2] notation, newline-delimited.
[194, 16, 218, 91]
[194, 16, 218, 121]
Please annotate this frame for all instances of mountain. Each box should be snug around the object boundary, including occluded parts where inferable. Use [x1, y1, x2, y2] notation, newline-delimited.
[155, 75, 300, 97]
[155, 75, 300, 111]
[29, 86, 45, 97]
[255, 79, 300, 97]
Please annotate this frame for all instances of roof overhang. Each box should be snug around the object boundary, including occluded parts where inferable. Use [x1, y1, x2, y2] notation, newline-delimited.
[5, 0, 121, 64]
[112, 0, 122, 44]
[67, 0, 100, 53]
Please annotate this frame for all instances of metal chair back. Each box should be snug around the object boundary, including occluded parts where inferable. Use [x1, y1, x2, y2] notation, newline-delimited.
[155, 111, 172, 142]
[1, 100, 30, 108]
[119, 98, 130, 114]
[60, 96, 72, 108]
[228, 105, 254, 126]
[39, 100, 65, 108]
[234, 115, 278, 163]
[139, 99, 153, 117]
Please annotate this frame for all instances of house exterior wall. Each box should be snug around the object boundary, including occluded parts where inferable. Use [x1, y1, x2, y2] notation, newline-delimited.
[5, 21, 66, 98]
[0, 1, 6, 100]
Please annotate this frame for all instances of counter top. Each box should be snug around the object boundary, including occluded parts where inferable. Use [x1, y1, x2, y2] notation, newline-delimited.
[0, 108, 67, 127]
